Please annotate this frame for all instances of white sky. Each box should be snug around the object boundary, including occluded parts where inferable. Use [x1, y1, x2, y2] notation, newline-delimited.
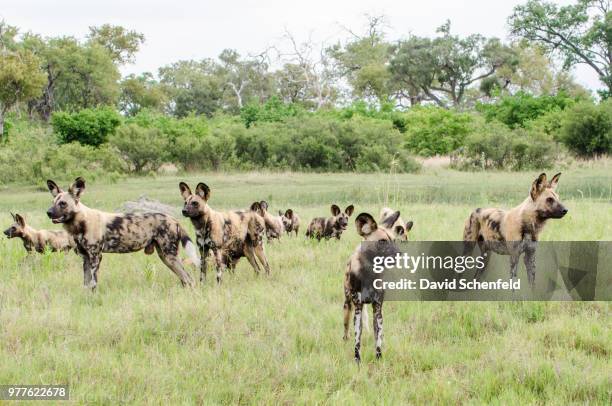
[1, 0, 602, 92]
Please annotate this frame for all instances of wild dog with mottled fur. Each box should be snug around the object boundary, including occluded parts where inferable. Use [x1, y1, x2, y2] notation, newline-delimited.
[251, 200, 283, 242]
[379, 207, 414, 241]
[306, 204, 354, 241]
[46, 178, 198, 290]
[463, 173, 568, 286]
[4, 213, 75, 253]
[343, 211, 413, 362]
[180, 182, 270, 284]
[280, 209, 300, 237]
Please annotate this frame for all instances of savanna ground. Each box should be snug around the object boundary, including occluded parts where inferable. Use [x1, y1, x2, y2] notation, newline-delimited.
[0, 167, 610, 404]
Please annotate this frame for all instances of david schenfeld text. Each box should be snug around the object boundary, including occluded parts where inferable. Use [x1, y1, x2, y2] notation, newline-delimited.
[373, 278, 521, 291]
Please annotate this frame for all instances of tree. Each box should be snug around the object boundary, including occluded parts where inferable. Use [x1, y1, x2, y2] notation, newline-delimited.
[328, 15, 393, 103]
[216, 49, 271, 111]
[119, 72, 168, 116]
[0, 22, 46, 139]
[87, 24, 145, 65]
[158, 59, 224, 117]
[389, 21, 517, 108]
[509, 0, 612, 98]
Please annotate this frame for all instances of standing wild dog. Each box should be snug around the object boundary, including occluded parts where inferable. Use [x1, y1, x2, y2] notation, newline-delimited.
[306, 204, 355, 241]
[344, 211, 413, 362]
[46, 178, 198, 290]
[179, 182, 270, 284]
[280, 209, 300, 237]
[251, 200, 283, 242]
[379, 207, 414, 241]
[463, 173, 568, 286]
[4, 213, 75, 253]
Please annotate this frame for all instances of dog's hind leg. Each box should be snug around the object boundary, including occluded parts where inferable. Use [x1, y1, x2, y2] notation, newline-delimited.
[155, 244, 194, 287]
[243, 245, 262, 276]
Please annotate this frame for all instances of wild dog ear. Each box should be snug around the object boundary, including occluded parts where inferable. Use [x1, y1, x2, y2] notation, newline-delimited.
[250, 201, 262, 213]
[394, 225, 405, 236]
[195, 183, 211, 201]
[179, 182, 192, 200]
[278, 210, 283, 216]
[10, 212, 16, 221]
[259, 201, 269, 212]
[345, 205, 355, 216]
[15, 213, 25, 227]
[47, 180, 63, 197]
[285, 209, 293, 219]
[330, 204, 341, 216]
[69, 177, 86, 201]
[405, 221, 414, 232]
[381, 210, 400, 229]
[530, 173, 547, 200]
[549, 172, 561, 190]
[355, 213, 377, 237]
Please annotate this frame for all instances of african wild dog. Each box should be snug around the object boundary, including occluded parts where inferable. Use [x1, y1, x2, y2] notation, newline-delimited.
[251, 200, 283, 242]
[344, 211, 413, 362]
[4, 213, 75, 253]
[306, 204, 355, 241]
[463, 173, 568, 286]
[46, 178, 198, 290]
[280, 209, 300, 237]
[179, 182, 270, 284]
[379, 207, 414, 241]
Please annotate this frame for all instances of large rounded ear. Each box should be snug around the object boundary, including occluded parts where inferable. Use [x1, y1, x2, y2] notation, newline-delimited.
[530, 173, 547, 200]
[345, 205, 355, 217]
[179, 182, 192, 200]
[549, 172, 561, 190]
[405, 221, 414, 232]
[250, 201, 261, 212]
[278, 210, 283, 216]
[394, 225, 405, 236]
[259, 200, 269, 212]
[195, 183, 211, 201]
[285, 209, 293, 219]
[355, 213, 377, 237]
[10, 212, 16, 221]
[330, 204, 341, 216]
[69, 177, 86, 201]
[47, 180, 63, 197]
[381, 210, 400, 229]
[15, 213, 25, 227]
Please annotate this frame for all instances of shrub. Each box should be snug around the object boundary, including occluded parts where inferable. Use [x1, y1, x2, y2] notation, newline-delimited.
[52, 107, 122, 146]
[455, 121, 558, 170]
[560, 101, 612, 157]
[240, 96, 303, 128]
[402, 107, 473, 156]
[109, 124, 168, 173]
[476, 92, 576, 129]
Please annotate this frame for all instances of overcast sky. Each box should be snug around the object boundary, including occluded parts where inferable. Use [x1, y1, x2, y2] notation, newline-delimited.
[1, 0, 601, 91]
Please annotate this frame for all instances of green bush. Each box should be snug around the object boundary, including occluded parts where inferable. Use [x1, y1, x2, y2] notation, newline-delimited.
[560, 101, 612, 157]
[240, 96, 303, 128]
[109, 124, 168, 173]
[402, 107, 473, 156]
[52, 107, 122, 146]
[455, 121, 558, 170]
[476, 92, 577, 129]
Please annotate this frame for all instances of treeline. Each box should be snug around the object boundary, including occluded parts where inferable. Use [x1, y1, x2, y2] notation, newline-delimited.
[0, 0, 611, 183]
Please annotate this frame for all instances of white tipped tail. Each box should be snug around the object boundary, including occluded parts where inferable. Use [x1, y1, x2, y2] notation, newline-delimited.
[183, 240, 201, 269]
[362, 305, 370, 332]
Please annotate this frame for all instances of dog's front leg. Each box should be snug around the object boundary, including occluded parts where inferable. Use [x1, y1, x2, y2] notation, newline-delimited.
[212, 249, 226, 284]
[523, 241, 537, 288]
[353, 300, 363, 363]
[373, 301, 383, 359]
[198, 244, 209, 283]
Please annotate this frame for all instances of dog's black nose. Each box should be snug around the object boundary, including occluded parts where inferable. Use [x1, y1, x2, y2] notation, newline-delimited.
[181, 210, 188, 216]
[46, 209, 54, 218]
[562, 208, 568, 215]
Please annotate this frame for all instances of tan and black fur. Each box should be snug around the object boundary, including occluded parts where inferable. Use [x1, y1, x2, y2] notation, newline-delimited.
[4, 213, 75, 253]
[46, 178, 198, 290]
[180, 182, 270, 284]
[280, 209, 300, 237]
[463, 173, 568, 285]
[343, 211, 413, 362]
[306, 204, 354, 241]
[251, 200, 283, 242]
[379, 207, 414, 241]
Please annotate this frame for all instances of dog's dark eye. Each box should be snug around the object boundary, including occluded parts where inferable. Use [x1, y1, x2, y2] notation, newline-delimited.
[191, 201, 198, 207]
[11, 227, 16, 232]
[546, 197, 554, 204]
[59, 201, 67, 207]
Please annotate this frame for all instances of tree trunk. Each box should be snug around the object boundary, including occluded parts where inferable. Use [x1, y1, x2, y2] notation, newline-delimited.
[0, 112, 4, 142]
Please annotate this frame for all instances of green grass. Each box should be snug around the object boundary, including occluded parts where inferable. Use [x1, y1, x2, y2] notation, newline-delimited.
[0, 169, 611, 404]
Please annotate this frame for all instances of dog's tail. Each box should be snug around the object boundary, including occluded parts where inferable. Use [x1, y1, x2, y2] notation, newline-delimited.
[179, 228, 201, 269]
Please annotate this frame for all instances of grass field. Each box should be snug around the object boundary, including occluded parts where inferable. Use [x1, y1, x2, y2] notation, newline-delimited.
[0, 168, 611, 404]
